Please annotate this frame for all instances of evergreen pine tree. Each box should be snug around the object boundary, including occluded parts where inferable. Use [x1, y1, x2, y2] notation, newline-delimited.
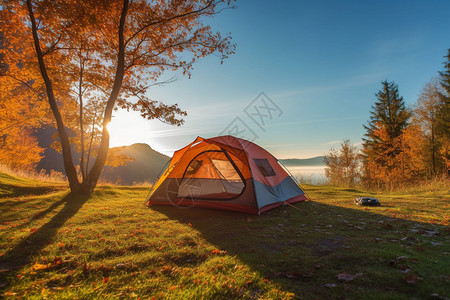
[437, 49, 450, 176]
[362, 80, 410, 186]
[438, 49, 450, 101]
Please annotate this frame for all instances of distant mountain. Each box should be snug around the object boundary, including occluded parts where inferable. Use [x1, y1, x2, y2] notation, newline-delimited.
[35, 128, 325, 185]
[101, 143, 170, 185]
[35, 127, 169, 185]
[35, 127, 80, 174]
[279, 156, 325, 166]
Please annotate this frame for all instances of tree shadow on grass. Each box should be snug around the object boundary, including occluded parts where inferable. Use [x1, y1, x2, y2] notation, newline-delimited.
[0, 193, 89, 287]
[151, 202, 449, 299]
[0, 185, 64, 198]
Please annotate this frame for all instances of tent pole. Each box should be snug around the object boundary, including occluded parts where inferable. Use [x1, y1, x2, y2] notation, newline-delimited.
[277, 159, 313, 201]
[143, 158, 171, 206]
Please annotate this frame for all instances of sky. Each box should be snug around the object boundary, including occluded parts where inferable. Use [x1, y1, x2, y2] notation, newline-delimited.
[108, 0, 450, 159]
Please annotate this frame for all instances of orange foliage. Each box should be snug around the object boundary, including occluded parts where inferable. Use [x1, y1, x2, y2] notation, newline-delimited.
[0, 6, 74, 170]
[0, 127, 43, 170]
[363, 125, 405, 187]
[105, 148, 135, 168]
[2, 0, 235, 192]
[401, 124, 428, 179]
[363, 124, 433, 188]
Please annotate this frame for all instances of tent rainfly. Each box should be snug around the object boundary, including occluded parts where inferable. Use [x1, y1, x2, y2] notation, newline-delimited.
[145, 135, 307, 214]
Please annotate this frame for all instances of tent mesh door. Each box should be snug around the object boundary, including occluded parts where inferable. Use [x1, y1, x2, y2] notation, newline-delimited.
[177, 150, 245, 200]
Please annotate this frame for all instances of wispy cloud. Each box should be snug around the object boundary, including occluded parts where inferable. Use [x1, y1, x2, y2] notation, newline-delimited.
[144, 126, 218, 138]
[324, 140, 340, 146]
[266, 115, 364, 128]
[368, 35, 424, 58]
[273, 72, 385, 100]
[262, 143, 300, 149]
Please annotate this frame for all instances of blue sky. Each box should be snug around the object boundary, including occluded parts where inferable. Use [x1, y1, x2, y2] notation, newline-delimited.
[108, 0, 450, 158]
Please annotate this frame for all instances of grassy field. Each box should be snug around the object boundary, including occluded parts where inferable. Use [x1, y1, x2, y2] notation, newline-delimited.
[0, 173, 448, 299]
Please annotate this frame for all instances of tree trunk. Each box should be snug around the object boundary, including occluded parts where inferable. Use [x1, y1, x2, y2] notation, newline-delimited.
[26, 0, 81, 193]
[431, 124, 436, 176]
[78, 48, 86, 182]
[83, 0, 129, 194]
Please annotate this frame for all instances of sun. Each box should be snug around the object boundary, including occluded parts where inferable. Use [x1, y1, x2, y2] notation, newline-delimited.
[105, 110, 153, 148]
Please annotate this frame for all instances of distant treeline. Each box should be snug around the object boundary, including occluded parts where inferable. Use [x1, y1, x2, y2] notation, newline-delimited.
[325, 49, 450, 189]
[280, 156, 325, 167]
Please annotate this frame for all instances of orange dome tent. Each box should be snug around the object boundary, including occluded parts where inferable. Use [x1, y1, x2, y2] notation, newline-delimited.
[145, 135, 307, 214]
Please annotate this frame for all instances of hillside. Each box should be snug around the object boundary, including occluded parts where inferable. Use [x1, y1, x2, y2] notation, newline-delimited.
[0, 173, 448, 299]
[280, 156, 325, 166]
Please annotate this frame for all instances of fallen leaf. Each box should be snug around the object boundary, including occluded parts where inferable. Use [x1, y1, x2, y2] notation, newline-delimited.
[273, 271, 313, 279]
[284, 271, 303, 279]
[398, 264, 410, 271]
[32, 263, 50, 271]
[102, 277, 109, 284]
[405, 272, 418, 284]
[383, 223, 394, 230]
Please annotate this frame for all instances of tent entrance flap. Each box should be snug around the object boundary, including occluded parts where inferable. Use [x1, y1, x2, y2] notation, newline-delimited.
[177, 150, 246, 200]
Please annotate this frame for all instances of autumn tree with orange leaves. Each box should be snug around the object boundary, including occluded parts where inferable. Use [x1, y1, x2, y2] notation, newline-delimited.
[0, 24, 54, 170]
[324, 140, 361, 187]
[1, 0, 235, 194]
[413, 78, 447, 177]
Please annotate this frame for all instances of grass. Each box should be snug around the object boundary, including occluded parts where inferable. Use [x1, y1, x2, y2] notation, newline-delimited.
[0, 171, 66, 198]
[0, 173, 448, 299]
[0, 164, 66, 184]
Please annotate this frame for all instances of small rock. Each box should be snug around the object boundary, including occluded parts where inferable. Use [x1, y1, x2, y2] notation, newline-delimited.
[400, 268, 411, 274]
[423, 230, 440, 237]
[429, 293, 444, 299]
